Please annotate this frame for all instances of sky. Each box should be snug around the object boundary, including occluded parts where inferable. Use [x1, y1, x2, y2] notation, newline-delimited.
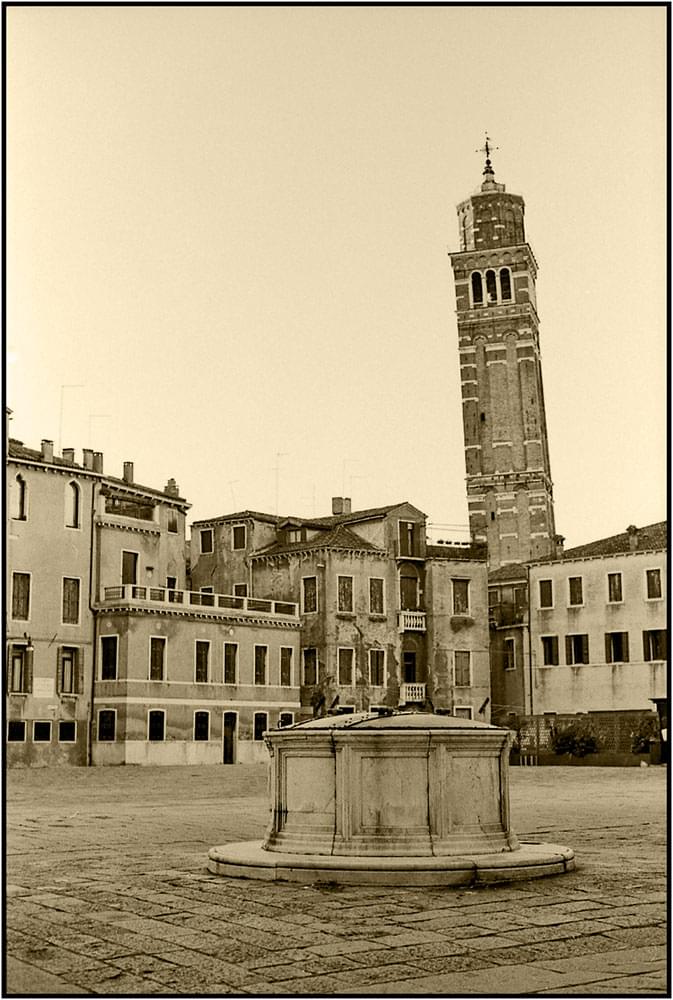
[7, 5, 667, 546]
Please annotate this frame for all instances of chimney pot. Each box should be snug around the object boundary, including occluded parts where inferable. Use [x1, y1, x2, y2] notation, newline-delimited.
[93, 451, 103, 474]
[123, 461, 134, 483]
[41, 439, 54, 462]
[82, 448, 94, 470]
[62, 447, 75, 464]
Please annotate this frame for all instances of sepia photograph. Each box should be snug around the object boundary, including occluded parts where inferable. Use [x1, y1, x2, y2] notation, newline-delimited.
[5, 3, 667, 997]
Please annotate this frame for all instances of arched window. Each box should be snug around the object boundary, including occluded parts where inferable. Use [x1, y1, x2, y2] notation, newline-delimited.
[500, 268, 512, 301]
[486, 270, 498, 303]
[13, 474, 27, 520]
[471, 272, 483, 306]
[66, 481, 80, 528]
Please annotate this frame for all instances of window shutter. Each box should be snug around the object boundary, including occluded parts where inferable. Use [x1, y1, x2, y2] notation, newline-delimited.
[75, 649, 83, 694]
[552, 636, 559, 665]
[56, 648, 62, 694]
[605, 633, 611, 663]
[662, 631, 668, 661]
[25, 649, 33, 693]
[565, 636, 572, 665]
[623, 632, 629, 663]
[642, 630, 648, 661]
[582, 634, 589, 664]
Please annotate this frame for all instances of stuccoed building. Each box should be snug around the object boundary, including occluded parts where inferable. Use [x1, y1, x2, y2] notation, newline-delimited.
[190, 499, 490, 721]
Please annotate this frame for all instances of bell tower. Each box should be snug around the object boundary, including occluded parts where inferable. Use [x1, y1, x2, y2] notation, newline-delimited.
[450, 140, 557, 568]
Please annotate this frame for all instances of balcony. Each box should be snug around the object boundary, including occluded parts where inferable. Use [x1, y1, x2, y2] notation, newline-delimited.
[100, 585, 299, 620]
[400, 682, 426, 704]
[489, 602, 527, 628]
[398, 611, 426, 632]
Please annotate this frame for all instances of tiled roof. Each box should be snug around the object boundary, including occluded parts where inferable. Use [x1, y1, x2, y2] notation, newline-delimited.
[488, 562, 528, 583]
[192, 510, 282, 527]
[252, 523, 384, 558]
[426, 543, 488, 562]
[8, 439, 188, 505]
[309, 502, 423, 527]
[561, 521, 667, 560]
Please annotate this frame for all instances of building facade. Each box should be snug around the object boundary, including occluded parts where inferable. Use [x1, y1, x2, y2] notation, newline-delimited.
[450, 151, 558, 569]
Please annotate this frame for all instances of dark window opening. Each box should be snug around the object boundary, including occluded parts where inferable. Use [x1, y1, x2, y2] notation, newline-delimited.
[100, 636, 118, 681]
[500, 268, 512, 300]
[232, 525, 246, 550]
[503, 638, 515, 671]
[105, 495, 154, 520]
[253, 713, 267, 741]
[539, 579, 553, 608]
[194, 711, 209, 741]
[541, 636, 559, 666]
[195, 641, 209, 683]
[168, 511, 178, 533]
[34, 721, 52, 742]
[369, 649, 384, 686]
[200, 529, 214, 554]
[646, 569, 662, 599]
[643, 629, 667, 662]
[302, 576, 317, 613]
[7, 720, 26, 741]
[565, 634, 589, 665]
[568, 577, 583, 606]
[279, 712, 294, 728]
[471, 272, 483, 305]
[121, 550, 138, 586]
[280, 647, 293, 687]
[13, 475, 27, 520]
[8, 646, 30, 693]
[233, 583, 248, 597]
[224, 643, 237, 684]
[338, 648, 354, 685]
[303, 648, 318, 685]
[254, 646, 267, 685]
[148, 710, 165, 741]
[608, 572, 623, 602]
[66, 482, 80, 527]
[605, 632, 629, 663]
[486, 269, 497, 303]
[98, 710, 116, 742]
[59, 721, 76, 742]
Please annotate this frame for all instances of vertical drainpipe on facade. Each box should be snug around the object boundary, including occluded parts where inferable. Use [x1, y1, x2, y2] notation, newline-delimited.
[87, 480, 98, 766]
[526, 562, 534, 718]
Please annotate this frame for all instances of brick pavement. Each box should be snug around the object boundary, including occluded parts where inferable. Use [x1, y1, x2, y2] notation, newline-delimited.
[5, 764, 667, 995]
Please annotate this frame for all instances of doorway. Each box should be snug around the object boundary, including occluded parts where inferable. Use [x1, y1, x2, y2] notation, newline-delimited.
[222, 712, 237, 764]
[403, 651, 417, 683]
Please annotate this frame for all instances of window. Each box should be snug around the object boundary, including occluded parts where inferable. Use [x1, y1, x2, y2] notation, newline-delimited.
[253, 712, 268, 741]
[149, 637, 166, 681]
[500, 268, 512, 300]
[98, 710, 116, 742]
[503, 637, 515, 671]
[121, 550, 138, 586]
[302, 576, 317, 613]
[195, 641, 210, 683]
[454, 650, 471, 687]
[452, 579, 470, 615]
[232, 525, 246, 550]
[148, 710, 165, 742]
[200, 529, 213, 554]
[233, 583, 248, 597]
[280, 647, 293, 687]
[541, 636, 559, 666]
[646, 569, 662, 600]
[607, 572, 623, 603]
[58, 647, 79, 694]
[303, 648, 318, 685]
[338, 648, 354, 686]
[224, 643, 238, 684]
[288, 528, 302, 544]
[485, 269, 497, 303]
[254, 645, 268, 685]
[399, 521, 417, 557]
[454, 706, 473, 720]
[8, 645, 31, 693]
[369, 578, 384, 615]
[59, 721, 76, 743]
[539, 579, 553, 608]
[13, 474, 27, 520]
[62, 578, 80, 624]
[194, 711, 210, 741]
[7, 720, 26, 742]
[12, 573, 30, 620]
[279, 712, 294, 728]
[100, 636, 118, 680]
[605, 632, 629, 664]
[33, 721, 51, 742]
[167, 511, 178, 533]
[568, 577, 583, 606]
[369, 649, 385, 686]
[565, 634, 589, 665]
[338, 576, 354, 613]
[66, 481, 80, 528]
[199, 587, 215, 606]
[643, 629, 667, 662]
[471, 271, 483, 305]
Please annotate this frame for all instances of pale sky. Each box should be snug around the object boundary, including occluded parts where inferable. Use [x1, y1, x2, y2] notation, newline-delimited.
[7, 5, 667, 545]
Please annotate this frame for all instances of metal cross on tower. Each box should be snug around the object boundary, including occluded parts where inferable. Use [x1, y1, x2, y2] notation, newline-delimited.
[476, 133, 498, 171]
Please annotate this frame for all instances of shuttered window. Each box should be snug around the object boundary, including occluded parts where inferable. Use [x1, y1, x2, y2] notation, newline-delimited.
[605, 632, 629, 663]
[338, 648, 354, 685]
[541, 636, 559, 666]
[369, 649, 385, 686]
[195, 642, 209, 683]
[303, 648, 317, 685]
[224, 643, 237, 684]
[338, 576, 353, 613]
[254, 646, 267, 685]
[62, 578, 80, 624]
[58, 647, 81, 694]
[149, 637, 166, 681]
[565, 634, 589, 665]
[454, 651, 471, 686]
[12, 573, 30, 620]
[280, 647, 293, 687]
[369, 578, 384, 615]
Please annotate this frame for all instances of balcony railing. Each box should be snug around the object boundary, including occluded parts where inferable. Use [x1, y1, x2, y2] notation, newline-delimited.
[489, 602, 527, 627]
[101, 585, 298, 618]
[400, 682, 426, 704]
[398, 611, 426, 632]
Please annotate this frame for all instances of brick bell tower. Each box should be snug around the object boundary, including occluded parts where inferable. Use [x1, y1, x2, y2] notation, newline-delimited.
[449, 139, 557, 569]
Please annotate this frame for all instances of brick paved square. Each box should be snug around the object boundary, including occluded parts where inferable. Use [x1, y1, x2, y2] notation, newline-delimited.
[6, 764, 666, 995]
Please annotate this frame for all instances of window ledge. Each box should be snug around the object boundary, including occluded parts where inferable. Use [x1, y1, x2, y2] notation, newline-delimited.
[336, 612, 356, 620]
[368, 614, 387, 621]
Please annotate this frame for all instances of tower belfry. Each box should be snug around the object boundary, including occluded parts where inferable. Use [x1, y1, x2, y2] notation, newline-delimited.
[450, 147, 557, 569]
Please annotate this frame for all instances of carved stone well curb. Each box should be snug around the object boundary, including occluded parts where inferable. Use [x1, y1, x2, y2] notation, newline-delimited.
[208, 712, 575, 886]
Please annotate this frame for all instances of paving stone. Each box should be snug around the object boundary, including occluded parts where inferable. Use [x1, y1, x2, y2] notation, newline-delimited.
[605, 926, 668, 948]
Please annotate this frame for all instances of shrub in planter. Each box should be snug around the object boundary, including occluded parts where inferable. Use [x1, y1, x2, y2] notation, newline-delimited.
[631, 716, 660, 754]
[550, 720, 599, 757]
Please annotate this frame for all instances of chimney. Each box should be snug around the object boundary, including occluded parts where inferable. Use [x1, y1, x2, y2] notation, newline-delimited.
[626, 524, 639, 551]
[332, 497, 344, 515]
[93, 451, 103, 474]
[164, 478, 179, 498]
[343, 497, 351, 515]
[62, 447, 75, 464]
[123, 461, 134, 483]
[41, 439, 54, 463]
[82, 448, 94, 470]
[554, 534, 565, 557]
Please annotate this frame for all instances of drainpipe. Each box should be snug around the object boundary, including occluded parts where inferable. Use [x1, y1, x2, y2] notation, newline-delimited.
[526, 563, 534, 717]
[87, 482, 98, 766]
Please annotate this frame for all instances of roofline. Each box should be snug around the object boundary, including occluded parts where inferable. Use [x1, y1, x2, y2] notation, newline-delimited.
[529, 546, 666, 568]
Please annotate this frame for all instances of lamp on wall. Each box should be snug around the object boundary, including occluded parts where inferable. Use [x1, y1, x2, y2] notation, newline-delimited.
[23, 632, 34, 652]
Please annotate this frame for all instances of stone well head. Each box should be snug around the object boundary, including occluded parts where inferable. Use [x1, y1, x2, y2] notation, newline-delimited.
[263, 711, 519, 858]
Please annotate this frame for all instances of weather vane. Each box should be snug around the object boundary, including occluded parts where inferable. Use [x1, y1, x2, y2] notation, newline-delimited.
[476, 133, 498, 171]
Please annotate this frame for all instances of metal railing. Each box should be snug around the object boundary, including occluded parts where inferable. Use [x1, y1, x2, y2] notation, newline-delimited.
[398, 610, 427, 632]
[400, 682, 426, 703]
[101, 585, 298, 618]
